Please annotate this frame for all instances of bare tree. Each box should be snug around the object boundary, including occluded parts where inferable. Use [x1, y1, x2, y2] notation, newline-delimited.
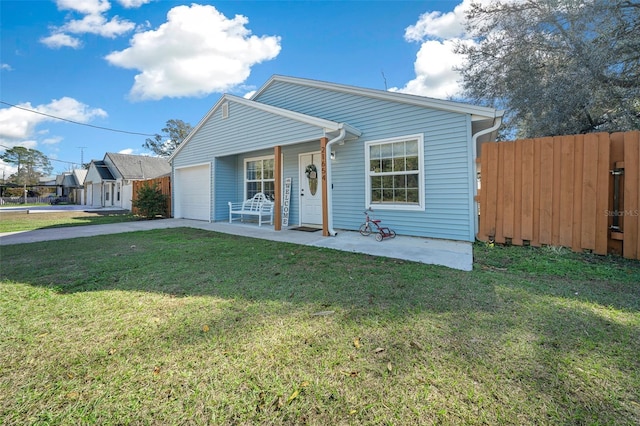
[457, 0, 640, 138]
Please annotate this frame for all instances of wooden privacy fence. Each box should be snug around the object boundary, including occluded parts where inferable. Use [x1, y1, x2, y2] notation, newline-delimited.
[477, 131, 640, 260]
[131, 176, 172, 217]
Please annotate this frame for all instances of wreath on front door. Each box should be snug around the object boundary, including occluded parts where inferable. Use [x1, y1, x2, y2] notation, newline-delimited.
[305, 163, 318, 195]
[305, 164, 317, 179]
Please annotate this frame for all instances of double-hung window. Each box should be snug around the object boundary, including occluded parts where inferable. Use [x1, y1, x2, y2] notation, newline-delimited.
[245, 156, 275, 200]
[365, 134, 424, 210]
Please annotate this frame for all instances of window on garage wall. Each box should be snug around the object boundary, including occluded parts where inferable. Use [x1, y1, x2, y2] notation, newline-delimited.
[245, 156, 275, 200]
[365, 134, 424, 210]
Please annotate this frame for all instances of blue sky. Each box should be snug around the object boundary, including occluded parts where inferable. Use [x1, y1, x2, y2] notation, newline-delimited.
[0, 0, 475, 176]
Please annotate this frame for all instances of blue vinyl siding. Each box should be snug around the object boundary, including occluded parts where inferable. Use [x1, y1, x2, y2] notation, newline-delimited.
[174, 78, 481, 241]
[172, 100, 325, 168]
[255, 81, 475, 241]
[226, 142, 319, 226]
[213, 156, 237, 222]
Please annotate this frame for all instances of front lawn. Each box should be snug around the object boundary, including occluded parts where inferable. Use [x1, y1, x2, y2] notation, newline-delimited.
[0, 210, 140, 233]
[1, 228, 638, 425]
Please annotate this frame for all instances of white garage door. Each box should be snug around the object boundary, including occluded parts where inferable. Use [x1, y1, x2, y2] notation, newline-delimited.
[175, 164, 210, 221]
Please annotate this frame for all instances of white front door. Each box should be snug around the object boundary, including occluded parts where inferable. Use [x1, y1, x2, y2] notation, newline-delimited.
[299, 152, 323, 225]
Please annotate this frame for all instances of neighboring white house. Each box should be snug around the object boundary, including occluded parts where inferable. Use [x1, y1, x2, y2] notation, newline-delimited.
[84, 153, 170, 210]
[52, 169, 87, 204]
[170, 75, 503, 242]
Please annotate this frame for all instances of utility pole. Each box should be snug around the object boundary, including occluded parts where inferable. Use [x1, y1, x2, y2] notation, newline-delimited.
[77, 146, 87, 168]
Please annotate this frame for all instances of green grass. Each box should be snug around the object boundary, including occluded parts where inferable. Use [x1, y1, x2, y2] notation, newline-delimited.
[1, 228, 639, 425]
[0, 210, 140, 233]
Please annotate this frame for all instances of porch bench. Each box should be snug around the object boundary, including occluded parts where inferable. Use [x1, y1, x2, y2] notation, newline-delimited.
[228, 192, 274, 226]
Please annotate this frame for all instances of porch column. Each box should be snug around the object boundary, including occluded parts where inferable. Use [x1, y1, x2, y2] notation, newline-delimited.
[320, 137, 329, 236]
[274, 145, 282, 231]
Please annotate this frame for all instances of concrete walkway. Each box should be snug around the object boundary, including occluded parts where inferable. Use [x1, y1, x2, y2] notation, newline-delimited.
[0, 218, 473, 271]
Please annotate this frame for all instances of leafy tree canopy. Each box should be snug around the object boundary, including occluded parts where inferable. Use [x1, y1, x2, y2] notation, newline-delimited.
[143, 119, 193, 157]
[457, 0, 640, 138]
[0, 146, 53, 186]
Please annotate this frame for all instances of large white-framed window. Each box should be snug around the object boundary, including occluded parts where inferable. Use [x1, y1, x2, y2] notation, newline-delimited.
[365, 134, 424, 210]
[244, 156, 275, 201]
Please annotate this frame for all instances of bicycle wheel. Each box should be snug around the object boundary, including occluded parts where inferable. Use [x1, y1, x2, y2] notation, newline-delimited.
[359, 223, 372, 236]
[390, 230, 396, 238]
[375, 232, 383, 242]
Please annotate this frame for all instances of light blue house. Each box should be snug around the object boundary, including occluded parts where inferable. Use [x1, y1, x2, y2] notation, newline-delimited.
[170, 75, 503, 242]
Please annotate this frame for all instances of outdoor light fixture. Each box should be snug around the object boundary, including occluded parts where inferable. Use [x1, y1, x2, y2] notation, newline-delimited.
[330, 151, 336, 160]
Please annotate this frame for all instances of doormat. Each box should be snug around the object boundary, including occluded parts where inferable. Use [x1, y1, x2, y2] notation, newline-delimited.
[290, 226, 322, 232]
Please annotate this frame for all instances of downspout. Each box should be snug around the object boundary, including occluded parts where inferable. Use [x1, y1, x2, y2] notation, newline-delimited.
[325, 127, 347, 236]
[471, 115, 503, 238]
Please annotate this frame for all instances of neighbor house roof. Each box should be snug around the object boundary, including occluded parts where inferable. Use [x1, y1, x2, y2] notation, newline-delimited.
[54, 169, 86, 187]
[105, 153, 171, 180]
[72, 169, 87, 186]
[92, 161, 115, 180]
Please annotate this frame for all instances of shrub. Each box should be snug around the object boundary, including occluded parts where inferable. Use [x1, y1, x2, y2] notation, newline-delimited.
[132, 182, 168, 219]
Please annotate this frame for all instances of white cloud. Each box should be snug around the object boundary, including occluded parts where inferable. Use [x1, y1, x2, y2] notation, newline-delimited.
[243, 90, 256, 99]
[42, 136, 64, 146]
[1, 63, 12, 71]
[118, 148, 134, 154]
[56, 0, 111, 15]
[40, 33, 82, 49]
[117, 0, 152, 8]
[43, 97, 108, 123]
[393, 39, 474, 99]
[395, 0, 484, 99]
[405, 4, 467, 41]
[105, 4, 281, 100]
[62, 13, 135, 38]
[42, 0, 135, 48]
[0, 98, 107, 148]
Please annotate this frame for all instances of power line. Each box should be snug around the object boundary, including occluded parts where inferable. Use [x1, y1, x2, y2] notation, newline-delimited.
[0, 143, 80, 169]
[0, 100, 156, 136]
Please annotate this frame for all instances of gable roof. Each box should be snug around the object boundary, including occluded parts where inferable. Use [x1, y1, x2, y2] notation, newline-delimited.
[169, 93, 361, 161]
[252, 75, 504, 121]
[105, 153, 171, 180]
[91, 161, 115, 180]
[171, 75, 504, 161]
[72, 169, 87, 186]
[55, 169, 87, 187]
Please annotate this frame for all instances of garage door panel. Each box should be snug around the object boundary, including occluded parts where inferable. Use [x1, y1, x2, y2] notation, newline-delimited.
[175, 165, 210, 221]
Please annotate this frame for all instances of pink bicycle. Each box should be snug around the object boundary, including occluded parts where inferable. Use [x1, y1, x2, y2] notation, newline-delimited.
[359, 208, 396, 241]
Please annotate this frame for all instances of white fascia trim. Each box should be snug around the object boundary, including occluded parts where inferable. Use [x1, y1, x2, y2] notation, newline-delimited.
[174, 161, 211, 171]
[255, 75, 502, 120]
[169, 96, 228, 162]
[169, 93, 362, 163]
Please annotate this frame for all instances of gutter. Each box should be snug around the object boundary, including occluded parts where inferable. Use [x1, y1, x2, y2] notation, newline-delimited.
[471, 114, 503, 238]
[324, 127, 347, 236]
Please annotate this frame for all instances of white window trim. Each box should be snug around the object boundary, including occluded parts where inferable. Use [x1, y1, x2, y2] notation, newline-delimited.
[364, 134, 425, 211]
[244, 155, 276, 200]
